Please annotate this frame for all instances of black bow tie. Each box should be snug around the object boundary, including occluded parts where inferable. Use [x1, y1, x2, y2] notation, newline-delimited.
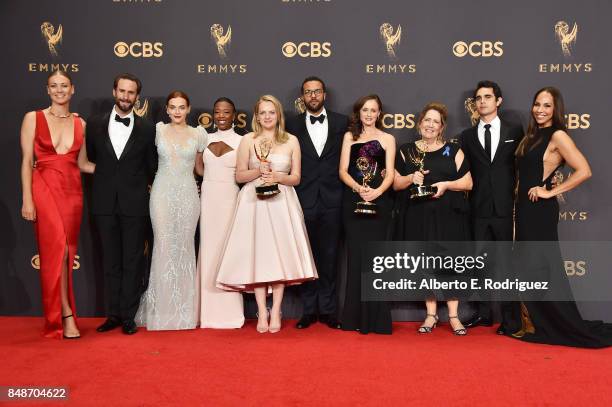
[115, 114, 131, 127]
[310, 114, 325, 124]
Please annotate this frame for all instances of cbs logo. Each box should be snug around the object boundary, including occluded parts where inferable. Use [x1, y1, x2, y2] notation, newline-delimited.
[564, 260, 586, 276]
[453, 41, 503, 57]
[565, 113, 590, 129]
[382, 113, 416, 129]
[114, 41, 163, 58]
[282, 41, 332, 58]
[31, 254, 80, 270]
[198, 112, 248, 129]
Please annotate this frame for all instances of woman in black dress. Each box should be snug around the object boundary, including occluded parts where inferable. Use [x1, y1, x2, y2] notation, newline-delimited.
[512, 87, 612, 348]
[393, 102, 472, 335]
[339, 95, 396, 334]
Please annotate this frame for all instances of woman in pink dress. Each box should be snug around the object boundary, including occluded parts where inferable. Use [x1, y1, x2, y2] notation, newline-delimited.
[196, 97, 245, 328]
[216, 95, 317, 334]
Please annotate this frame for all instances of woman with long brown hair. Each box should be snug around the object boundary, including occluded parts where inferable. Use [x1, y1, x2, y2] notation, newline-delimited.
[510, 87, 612, 347]
[20, 70, 94, 339]
[339, 94, 396, 334]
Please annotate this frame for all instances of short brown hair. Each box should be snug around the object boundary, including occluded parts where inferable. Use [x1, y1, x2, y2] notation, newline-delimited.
[417, 102, 448, 139]
[113, 73, 142, 94]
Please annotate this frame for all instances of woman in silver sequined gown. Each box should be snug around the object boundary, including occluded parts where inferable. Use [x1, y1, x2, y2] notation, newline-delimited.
[136, 91, 208, 330]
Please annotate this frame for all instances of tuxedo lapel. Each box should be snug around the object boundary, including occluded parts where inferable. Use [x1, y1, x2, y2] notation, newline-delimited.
[119, 115, 140, 161]
[470, 126, 490, 165]
[491, 123, 509, 164]
[297, 114, 318, 159]
[320, 114, 338, 158]
[102, 112, 118, 161]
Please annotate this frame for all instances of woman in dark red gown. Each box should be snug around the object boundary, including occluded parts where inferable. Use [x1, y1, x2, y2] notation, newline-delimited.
[20, 70, 94, 339]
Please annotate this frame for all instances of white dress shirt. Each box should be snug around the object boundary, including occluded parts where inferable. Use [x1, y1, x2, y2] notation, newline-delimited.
[305, 107, 328, 157]
[108, 106, 135, 159]
[477, 116, 501, 162]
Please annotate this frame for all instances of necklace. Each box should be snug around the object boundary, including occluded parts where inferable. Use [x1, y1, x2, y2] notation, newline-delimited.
[48, 108, 71, 119]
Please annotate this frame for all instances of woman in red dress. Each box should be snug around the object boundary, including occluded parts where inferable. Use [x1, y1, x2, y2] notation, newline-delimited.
[20, 70, 94, 339]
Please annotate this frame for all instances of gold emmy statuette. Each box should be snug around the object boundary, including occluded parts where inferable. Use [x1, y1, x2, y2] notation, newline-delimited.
[379, 23, 401, 59]
[554, 21, 578, 57]
[408, 143, 437, 199]
[211, 24, 232, 58]
[354, 156, 378, 214]
[41, 22, 63, 57]
[254, 139, 280, 197]
[133, 98, 149, 118]
[464, 97, 480, 126]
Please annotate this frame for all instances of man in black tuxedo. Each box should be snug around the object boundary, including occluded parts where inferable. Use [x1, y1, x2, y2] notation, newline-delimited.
[285, 76, 348, 329]
[86, 73, 156, 335]
[459, 80, 523, 334]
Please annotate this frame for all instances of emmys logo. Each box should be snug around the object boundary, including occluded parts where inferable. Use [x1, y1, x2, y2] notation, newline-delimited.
[555, 21, 577, 57]
[41, 22, 62, 57]
[381, 113, 416, 129]
[539, 21, 591, 73]
[380, 23, 401, 58]
[198, 112, 248, 129]
[32, 254, 80, 270]
[564, 260, 586, 276]
[114, 41, 163, 58]
[294, 98, 306, 114]
[211, 24, 231, 58]
[452, 41, 503, 57]
[464, 98, 479, 125]
[29, 22, 79, 73]
[197, 23, 247, 75]
[366, 22, 416, 74]
[282, 41, 332, 58]
[133, 98, 149, 117]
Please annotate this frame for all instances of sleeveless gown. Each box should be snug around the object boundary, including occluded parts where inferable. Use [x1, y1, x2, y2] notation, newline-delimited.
[216, 147, 318, 290]
[136, 123, 208, 330]
[512, 126, 612, 348]
[341, 140, 393, 334]
[32, 111, 83, 339]
[198, 129, 245, 328]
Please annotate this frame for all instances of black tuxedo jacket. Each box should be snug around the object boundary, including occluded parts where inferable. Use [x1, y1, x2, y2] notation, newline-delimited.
[459, 119, 523, 218]
[285, 111, 348, 209]
[86, 112, 157, 216]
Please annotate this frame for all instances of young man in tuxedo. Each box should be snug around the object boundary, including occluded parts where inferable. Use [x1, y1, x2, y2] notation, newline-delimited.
[86, 73, 156, 335]
[285, 76, 348, 329]
[459, 80, 523, 334]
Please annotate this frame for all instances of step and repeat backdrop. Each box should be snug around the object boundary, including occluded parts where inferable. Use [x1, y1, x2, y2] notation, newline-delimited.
[1, 0, 610, 320]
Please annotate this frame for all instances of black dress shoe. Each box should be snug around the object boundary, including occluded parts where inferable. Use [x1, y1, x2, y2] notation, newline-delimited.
[122, 320, 138, 335]
[462, 315, 493, 328]
[295, 314, 317, 329]
[96, 317, 122, 332]
[496, 324, 507, 335]
[319, 314, 342, 329]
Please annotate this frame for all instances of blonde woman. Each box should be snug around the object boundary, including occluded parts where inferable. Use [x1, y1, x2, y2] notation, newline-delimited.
[216, 95, 317, 333]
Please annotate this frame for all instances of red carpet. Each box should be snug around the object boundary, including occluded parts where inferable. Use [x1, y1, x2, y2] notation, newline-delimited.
[1, 317, 611, 406]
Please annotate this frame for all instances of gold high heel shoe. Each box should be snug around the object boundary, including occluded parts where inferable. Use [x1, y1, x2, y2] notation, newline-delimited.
[512, 302, 535, 338]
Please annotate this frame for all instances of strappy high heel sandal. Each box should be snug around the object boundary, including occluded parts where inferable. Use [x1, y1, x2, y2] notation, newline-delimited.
[418, 314, 439, 333]
[268, 310, 282, 334]
[62, 314, 81, 339]
[256, 308, 270, 333]
[448, 315, 467, 336]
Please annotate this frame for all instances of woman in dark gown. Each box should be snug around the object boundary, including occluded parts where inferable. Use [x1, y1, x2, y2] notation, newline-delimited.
[393, 102, 472, 335]
[339, 95, 396, 334]
[512, 86, 612, 348]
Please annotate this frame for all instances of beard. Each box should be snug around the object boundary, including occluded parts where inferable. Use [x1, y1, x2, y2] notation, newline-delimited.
[115, 98, 136, 114]
[305, 98, 324, 114]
